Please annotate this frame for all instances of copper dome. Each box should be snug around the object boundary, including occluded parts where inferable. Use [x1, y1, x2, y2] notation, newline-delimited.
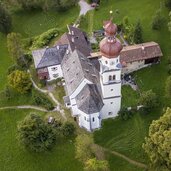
[103, 20, 117, 36]
[100, 38, 123, 58]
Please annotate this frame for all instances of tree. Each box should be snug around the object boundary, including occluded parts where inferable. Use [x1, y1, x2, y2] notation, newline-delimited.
[18, 113, 58, 152]
[62, 122, 75, 137]
[152, 8, 165, 30]
[75, 134, 93, 162]
[0, 3, 12, 34]
[165, 76, 171, 98]
[165, 0, 171, 9]
[8, 70, 32, 94]
[142, 108, 171, 171]
[118, 107, 133, 120]
[7, 32, 24, 61]
[133, 20, 143, 44]
[168, 12, 171, 38]
[138, 90, 158, 110]
[84, 158, 109, 171]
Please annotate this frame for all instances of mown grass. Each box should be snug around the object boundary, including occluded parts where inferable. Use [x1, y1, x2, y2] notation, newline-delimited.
[0, 6, 82, 171]
[0, 109, 83, 171]
[92, 0, 171, 170]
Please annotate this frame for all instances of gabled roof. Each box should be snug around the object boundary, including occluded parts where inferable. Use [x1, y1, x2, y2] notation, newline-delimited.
[120, 42, 163, 63]
[55, 26, 92, 57]
[32, 45, 68, 69]
[61, 50, 100, 96]
[32, 48, 46, 68]
[75, 84, 104, 114]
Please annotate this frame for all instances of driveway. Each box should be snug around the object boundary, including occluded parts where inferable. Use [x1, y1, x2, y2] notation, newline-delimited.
[79, 0, 94, 16]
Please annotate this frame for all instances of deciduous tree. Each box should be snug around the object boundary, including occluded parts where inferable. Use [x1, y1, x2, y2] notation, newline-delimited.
[75, 134, 93, 162]
[8, 70, 32, 94]
[7, 32, 24, 61]
[18, 113, 57, 152]
[138, 90, 158, 110]
[84, 158, 109, 171]
[143, 108, 171, 171]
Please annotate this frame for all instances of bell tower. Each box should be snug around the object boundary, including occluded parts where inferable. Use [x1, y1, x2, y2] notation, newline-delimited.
[99, 19, 123, 119]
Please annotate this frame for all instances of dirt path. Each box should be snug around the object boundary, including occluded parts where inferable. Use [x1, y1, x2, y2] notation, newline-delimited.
[28, 70, 67, 120]
[102, 147, 148, 169]
[0, 105, 48, 112]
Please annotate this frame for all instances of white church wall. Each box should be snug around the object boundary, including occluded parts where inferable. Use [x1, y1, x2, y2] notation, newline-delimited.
[47, 65, 63, 81]
[101, 83, 121, 98]
[101, 97, 121, 119]
[78, 111, 101, 131]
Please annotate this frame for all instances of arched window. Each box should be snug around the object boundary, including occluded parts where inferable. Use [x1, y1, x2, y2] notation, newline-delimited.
[113, 75, 116, 80]
[109, 75, 112, 81]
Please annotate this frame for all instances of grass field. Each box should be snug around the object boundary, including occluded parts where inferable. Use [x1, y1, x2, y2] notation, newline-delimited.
[0, 109, 83, 171]
[92, 0, 171, 170]
[0, 6, 84, 171]
[0, 0, 171, 170]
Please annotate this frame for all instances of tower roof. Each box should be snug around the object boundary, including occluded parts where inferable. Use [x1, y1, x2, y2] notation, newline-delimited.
[100, 37, 123, 58]
[103, 20, 117, 36]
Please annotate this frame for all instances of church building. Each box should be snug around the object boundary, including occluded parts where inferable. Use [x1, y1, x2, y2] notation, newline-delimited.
[32, 19, 162, 131]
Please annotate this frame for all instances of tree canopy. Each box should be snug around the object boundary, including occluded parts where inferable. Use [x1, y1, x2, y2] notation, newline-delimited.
[17, 113, 58, 152]
[143, 108, 171, 171]
[7, 32, 24, 61]
[8, 70, 32, 94]
[84, 158, 109, 171]
[0, 3, 12, 34]
[138, 90, 158, 110]
[133, 20, 143, 44]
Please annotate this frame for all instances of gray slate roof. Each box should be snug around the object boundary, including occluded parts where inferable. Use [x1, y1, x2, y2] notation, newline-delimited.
[61, 49, 100, 96]
[32, 45, 68, 69]
[56, 26, 92, 57]
[75, 84, 104, 114]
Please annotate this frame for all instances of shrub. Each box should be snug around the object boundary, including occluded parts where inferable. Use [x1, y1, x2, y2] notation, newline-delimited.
[31, 28, 59, 49]
[62, 122, 75, 137]
[32, 89, 54, 110]
[118, 107, 133, 120]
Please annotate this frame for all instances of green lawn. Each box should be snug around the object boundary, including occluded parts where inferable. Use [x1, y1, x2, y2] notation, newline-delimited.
[0, 109, 83, 171]
[0, 0, 171, 170]
[92, 0, 171, 170]
[0, 6, 83, 171]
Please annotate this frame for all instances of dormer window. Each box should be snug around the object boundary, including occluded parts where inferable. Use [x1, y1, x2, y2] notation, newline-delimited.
[105, 61, 108, 64]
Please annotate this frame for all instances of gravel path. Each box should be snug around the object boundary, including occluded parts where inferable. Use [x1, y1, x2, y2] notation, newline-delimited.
[28, 70, 67, 120]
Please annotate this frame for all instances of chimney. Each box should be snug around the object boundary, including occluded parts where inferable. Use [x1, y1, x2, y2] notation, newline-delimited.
[141, 44, 145, 50]
[71, 31, 74, 35]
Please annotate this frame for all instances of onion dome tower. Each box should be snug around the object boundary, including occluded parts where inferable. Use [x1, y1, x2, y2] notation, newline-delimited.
[99, 19, 123, 119]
